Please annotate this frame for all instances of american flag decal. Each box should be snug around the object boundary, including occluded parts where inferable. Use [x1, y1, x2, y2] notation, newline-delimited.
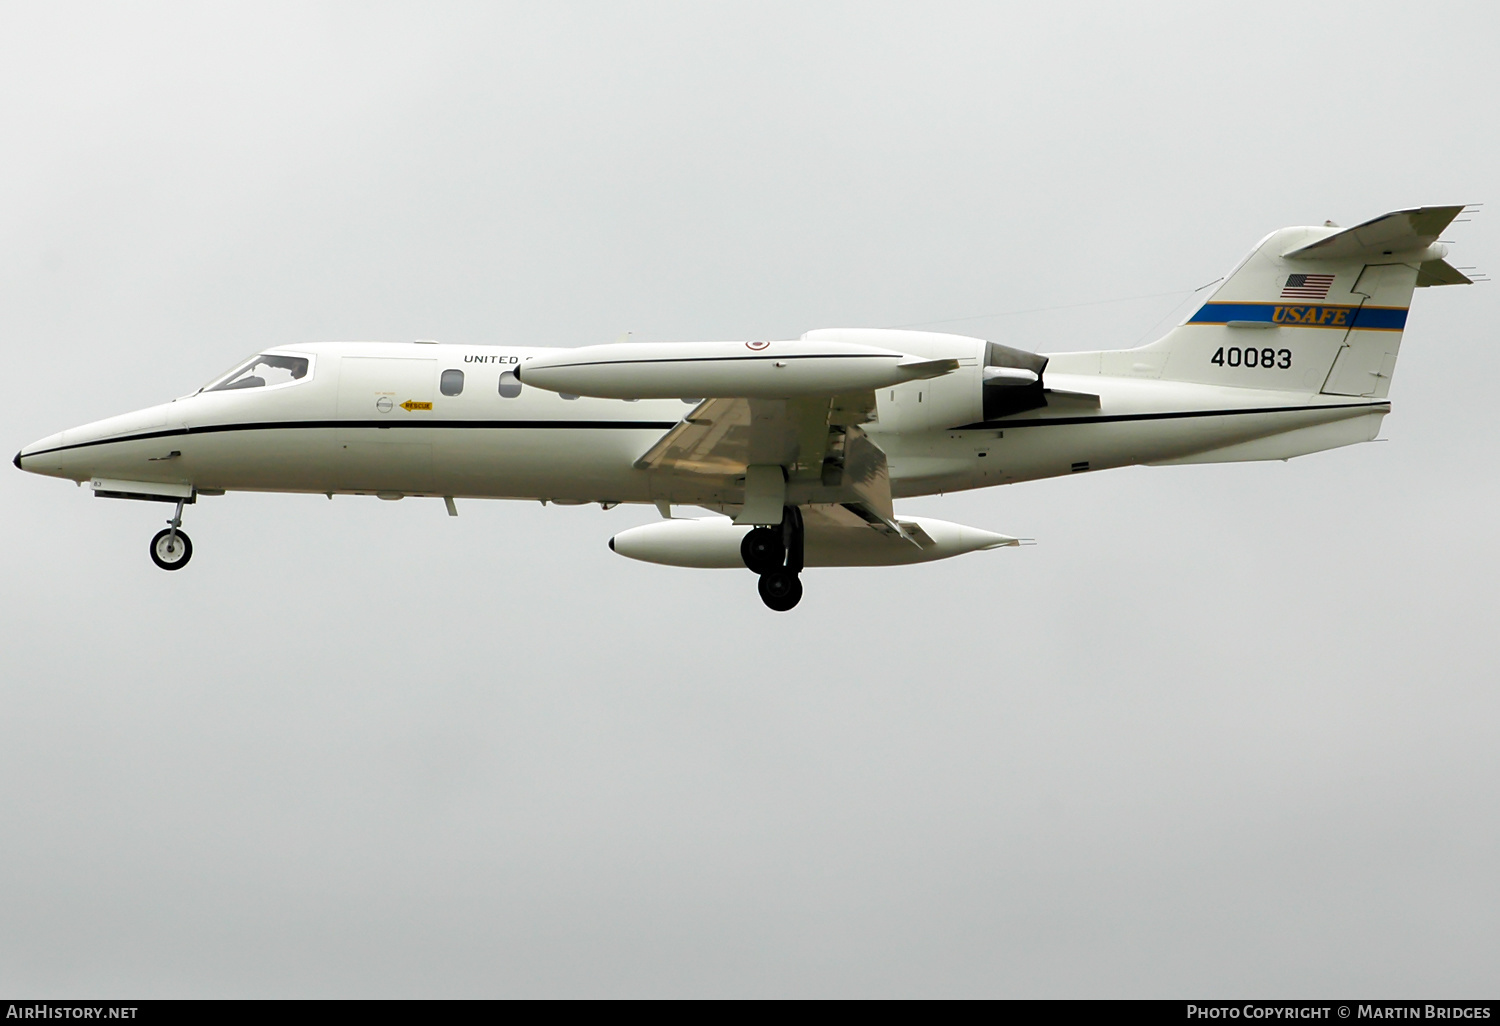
[1281, 273, 1335, 299]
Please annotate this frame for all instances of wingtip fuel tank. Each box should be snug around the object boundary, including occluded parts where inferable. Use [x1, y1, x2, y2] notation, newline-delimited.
[609, 515, 1018, 569]
[516, 339, 957, 400]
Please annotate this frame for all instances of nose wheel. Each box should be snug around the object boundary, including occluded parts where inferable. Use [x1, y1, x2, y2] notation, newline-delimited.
[743, 506, 804, 611]
[149, 500, 193, 571]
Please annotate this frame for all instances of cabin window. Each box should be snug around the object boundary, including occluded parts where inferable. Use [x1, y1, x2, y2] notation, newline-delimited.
[440, 369, 464, 396]
[498, 371, 522, 399]
[204, 354, 311, 392]
[560, 393, 579, 401]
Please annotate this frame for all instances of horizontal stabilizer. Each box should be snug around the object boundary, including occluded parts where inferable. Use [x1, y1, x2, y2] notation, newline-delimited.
[1416, 258, 1473, 287]
[1283, 205, 1465, 261]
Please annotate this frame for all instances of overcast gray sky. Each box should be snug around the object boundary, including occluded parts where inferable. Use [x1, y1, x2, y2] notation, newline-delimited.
[2, 0, 1497, 998]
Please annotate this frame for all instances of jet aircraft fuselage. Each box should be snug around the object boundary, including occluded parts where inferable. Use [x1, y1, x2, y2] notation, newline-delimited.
[16, 336, 1389, 503]
[15, 205, 1472, 609]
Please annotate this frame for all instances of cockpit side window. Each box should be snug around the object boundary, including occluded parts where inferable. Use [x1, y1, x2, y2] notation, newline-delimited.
[203, 354, 312, 393]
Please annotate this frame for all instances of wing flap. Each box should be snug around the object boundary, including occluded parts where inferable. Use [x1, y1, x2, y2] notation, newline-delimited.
[636, 393, 876, 478]
[633, 398, 747, 473]
[635, 390, 906, 537]
[841, 426, 896, 526]
[800, 505, 947, 553]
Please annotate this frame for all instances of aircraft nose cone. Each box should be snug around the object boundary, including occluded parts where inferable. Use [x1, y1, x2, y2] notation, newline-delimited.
[14, 429, 72, 478]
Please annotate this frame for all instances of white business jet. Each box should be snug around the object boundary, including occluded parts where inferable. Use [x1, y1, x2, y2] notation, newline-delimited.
[14, 205, 1474, 610]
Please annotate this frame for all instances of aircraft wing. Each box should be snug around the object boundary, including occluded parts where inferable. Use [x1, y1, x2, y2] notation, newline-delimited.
[635, 392, 904, 533]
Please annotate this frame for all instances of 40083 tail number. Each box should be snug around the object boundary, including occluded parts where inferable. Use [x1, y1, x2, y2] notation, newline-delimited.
[1211, 346, 1291, 369]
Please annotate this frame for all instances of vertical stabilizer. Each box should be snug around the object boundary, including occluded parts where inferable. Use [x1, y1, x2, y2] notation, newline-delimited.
[1100, 206, 1468, 396]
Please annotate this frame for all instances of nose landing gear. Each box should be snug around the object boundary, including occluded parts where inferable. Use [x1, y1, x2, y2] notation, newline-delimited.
[742, 506, 803, 611]
[149, 500, 193, 571]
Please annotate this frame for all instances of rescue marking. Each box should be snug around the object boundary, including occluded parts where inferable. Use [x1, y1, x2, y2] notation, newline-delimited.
[400, 400, 433, 412]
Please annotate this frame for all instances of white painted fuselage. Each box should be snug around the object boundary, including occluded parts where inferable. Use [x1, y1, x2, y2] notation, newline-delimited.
[15, 334, 1386, 506]
[19, 204, 1466, 604]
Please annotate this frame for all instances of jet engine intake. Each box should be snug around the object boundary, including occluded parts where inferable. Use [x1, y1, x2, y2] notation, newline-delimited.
[982, 342, 1049, 420]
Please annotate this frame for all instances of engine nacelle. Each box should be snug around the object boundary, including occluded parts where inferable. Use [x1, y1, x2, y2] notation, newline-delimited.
[609, 515, 1017, 568]
[797, 329, 1050, 431]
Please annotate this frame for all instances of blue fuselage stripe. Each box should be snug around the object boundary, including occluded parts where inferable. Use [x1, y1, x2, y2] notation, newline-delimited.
[1188, 303, 1408, 331]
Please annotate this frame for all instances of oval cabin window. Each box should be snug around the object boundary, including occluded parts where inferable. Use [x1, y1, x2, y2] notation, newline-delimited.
[440, 369, 464, 396]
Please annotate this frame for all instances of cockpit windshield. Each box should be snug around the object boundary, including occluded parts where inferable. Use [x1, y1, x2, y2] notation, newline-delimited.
[202, 353, 311, 393]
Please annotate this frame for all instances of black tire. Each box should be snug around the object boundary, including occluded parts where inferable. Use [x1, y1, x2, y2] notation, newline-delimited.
[757, 570, 803, 611]
[740, 527, 785, 575]
[149, 528, 193, 571]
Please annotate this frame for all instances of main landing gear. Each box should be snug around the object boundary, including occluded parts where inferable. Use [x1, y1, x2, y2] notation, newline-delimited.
[149, 500, 193, 571]
[741, 506, 803, 612]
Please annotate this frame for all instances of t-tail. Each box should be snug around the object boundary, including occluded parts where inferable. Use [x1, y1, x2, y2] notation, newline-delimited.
[1060, 205, 1476, 397]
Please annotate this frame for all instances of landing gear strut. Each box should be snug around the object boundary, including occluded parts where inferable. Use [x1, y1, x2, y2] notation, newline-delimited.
[743, 506, 803, 611]
[149, 500, 193, 571]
